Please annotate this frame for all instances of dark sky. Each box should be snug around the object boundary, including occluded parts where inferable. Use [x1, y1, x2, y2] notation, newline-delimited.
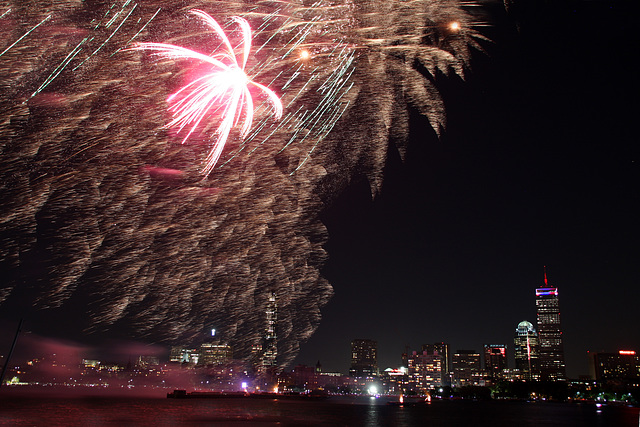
[292, 0, 639, 378]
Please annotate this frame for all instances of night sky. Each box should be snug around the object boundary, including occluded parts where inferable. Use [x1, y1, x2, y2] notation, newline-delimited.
[0, 0, 637, 380]
[292, 0, 639, 378]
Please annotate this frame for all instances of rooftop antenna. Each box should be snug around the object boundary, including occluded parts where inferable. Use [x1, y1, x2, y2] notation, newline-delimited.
[543, 265, 549, 287]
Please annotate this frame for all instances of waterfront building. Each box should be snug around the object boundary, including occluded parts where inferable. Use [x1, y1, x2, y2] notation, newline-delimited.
[317, 371, 344, 391]
[484, 344, 507, 379]
[169, 346, 199, 364]
[513, 320, 539, 379]
[200, 343, 233, 366]
[291, 364, 318, 390]
[381, 367, 408, 394]
[349, 339, 378, 378]
[588, 350, 640, 383]
[277, 367, 346, 393]
[407, 350, 442, 391]
[452, 350, 482, 387]
[422, 342, 451, 384]
[536, 268, 566, 381]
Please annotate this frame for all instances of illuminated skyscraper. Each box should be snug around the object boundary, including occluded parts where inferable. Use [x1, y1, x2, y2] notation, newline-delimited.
[513, 320, 539, 379]
[535, 268, 566, 381]
[261, 292, 278, 372]
[349, 339, 378, 378]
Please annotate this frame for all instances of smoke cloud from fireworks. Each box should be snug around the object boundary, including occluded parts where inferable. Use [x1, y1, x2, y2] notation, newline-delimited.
[0, 0, 484, 366]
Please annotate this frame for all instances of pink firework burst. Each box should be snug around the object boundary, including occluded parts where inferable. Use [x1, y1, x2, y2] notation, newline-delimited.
[131, 10, 283, 176]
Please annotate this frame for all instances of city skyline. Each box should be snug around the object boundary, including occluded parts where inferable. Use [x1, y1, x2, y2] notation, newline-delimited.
[3, 271, 637, 380]
[2, 331, 637, 398]
[3, 317, 637, 382]
[293, 264, 637, 378]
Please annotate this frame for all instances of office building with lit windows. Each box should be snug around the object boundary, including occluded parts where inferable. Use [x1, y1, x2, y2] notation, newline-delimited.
[589, 350, 639, 382]
[169, 346, 199, 364]
[258, 292, 278, 375]
[484, 344, 507, 378]
[407, 350, 442, 391]
[514, 320, 539, 379]
[536, 270, 566, 381]
[422, 342, 451, 381]
[200, 343, 233, 366]
[350, 339, 378, 378]
[452, 350, 482, 386]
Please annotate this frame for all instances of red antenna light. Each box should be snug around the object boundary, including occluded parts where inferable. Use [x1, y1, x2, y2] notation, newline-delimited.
[543, 266, 548, 287]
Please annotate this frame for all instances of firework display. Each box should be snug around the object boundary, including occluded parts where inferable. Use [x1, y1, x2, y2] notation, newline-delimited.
[130, 10, 283, 176]
[0, 0, 484, 365]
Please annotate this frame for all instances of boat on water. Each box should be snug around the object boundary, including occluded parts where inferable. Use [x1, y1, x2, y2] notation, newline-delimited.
[387, 394, 431, 406]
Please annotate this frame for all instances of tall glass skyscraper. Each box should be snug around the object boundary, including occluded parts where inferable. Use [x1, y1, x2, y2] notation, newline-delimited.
[535, 269, 566, 381]
[513, 320, 539, 378]
[259, 291, 278, 375]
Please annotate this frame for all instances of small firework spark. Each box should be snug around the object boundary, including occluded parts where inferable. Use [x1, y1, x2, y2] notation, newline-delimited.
[131, 10, 283, 176]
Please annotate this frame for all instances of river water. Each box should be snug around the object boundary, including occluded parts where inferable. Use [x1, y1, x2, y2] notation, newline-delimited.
[0, 394, 638, 426]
